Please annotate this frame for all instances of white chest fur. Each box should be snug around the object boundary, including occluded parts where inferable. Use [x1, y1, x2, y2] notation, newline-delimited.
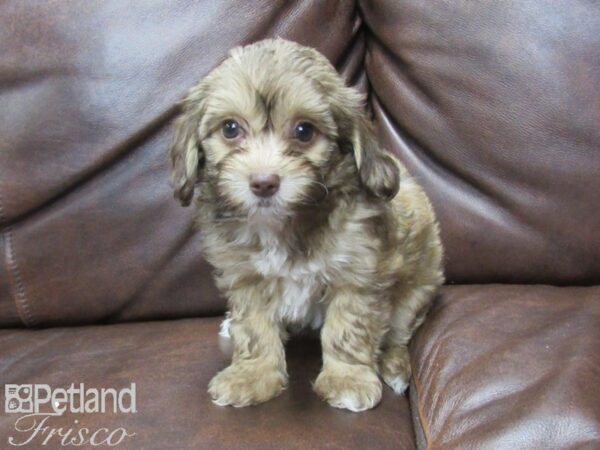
[251, 231, 325, 329]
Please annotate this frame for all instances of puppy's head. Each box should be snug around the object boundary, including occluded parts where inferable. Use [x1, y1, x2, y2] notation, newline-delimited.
[170, 39, 399, 218]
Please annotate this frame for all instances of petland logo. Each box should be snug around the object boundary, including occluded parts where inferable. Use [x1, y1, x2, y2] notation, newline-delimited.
[4, 383, 136, 447]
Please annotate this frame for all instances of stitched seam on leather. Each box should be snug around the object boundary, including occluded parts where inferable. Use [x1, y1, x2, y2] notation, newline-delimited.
[4, 227, 35, 327]
[411, 366, 433, 449]
[0, 187, 35, 327]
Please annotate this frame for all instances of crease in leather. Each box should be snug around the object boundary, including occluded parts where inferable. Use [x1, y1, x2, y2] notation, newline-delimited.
[0, 66, 77, 92]
[0, 106, 181, 328]
[372, 95, 468, 188]
[335, 13, 363, 69]
[366, 30, 441, 110]
[373, 94, 517, 222]
[410, 384, 427, 450]
[368, 76, 534, 233]
[3, 103, 179, 230]
[410, 362, 432, 450]
[0, 329, 67, 375]
[244, 1, 307, 47]
[372, 98, 543, 264]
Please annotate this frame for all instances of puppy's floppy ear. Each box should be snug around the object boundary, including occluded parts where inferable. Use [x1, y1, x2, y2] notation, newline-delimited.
[169, 82, 208, 206]
[350, 114, 400, 200]
[323, 73, 400, 200]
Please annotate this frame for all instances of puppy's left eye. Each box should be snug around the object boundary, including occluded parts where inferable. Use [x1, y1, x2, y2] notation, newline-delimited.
[222, 119, 241, 139]
[293, 122, 315, 143]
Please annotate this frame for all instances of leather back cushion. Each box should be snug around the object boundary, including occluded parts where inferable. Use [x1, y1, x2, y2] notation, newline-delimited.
[362, 0, 600, 284]
[0, 0, 363, 326]
[0, 1, 597, 326]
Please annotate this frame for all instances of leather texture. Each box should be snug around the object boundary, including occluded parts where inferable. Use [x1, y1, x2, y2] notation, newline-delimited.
[0, 317, 416, 449]
[0, 0, 363, 327]
[0, 1, 599, 448]
[2, 1, 599, 327]
[410, 285, 600, 449]
[361, 0, 600, 284]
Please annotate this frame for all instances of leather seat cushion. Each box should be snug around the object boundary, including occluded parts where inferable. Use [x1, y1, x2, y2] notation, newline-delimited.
[410, 285, 600, 449]
[0, 317, 416, 449]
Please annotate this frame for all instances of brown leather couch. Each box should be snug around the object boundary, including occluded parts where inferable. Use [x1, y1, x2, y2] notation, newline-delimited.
[1, 1, 599, 449]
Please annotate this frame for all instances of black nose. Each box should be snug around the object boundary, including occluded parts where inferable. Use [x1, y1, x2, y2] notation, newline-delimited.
[249, 173, 280, 198]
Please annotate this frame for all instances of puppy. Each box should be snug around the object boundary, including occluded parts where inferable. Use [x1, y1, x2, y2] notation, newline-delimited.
[170, 38, 443, 412]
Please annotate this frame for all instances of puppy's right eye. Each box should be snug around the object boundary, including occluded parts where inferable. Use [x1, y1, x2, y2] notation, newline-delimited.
[293, 122, 315, 143]
[222, 120, 241, 139]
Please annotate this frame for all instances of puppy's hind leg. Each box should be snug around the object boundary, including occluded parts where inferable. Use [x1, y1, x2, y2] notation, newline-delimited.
[380, 283, 438, 394]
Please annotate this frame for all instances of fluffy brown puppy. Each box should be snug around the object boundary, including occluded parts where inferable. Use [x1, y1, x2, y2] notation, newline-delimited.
[170, 38, 443, 412]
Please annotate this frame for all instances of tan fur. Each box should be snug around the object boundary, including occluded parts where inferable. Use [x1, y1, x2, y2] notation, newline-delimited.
[169, 39, 444, 412]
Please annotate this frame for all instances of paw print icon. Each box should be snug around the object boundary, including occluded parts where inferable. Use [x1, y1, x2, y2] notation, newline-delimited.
[5, 385, 34, 413]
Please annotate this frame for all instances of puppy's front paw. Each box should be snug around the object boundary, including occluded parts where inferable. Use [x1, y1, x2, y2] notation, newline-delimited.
[380, 345, 411, 394]
[208, 361, 287, 407]
[313, 363, 382, 412]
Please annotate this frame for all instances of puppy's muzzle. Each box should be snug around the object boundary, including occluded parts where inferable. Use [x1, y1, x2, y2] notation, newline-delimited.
[250, 173, 280, 198]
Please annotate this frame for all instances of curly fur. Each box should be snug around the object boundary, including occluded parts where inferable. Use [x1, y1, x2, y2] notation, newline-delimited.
[170, 38, 444, 412]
